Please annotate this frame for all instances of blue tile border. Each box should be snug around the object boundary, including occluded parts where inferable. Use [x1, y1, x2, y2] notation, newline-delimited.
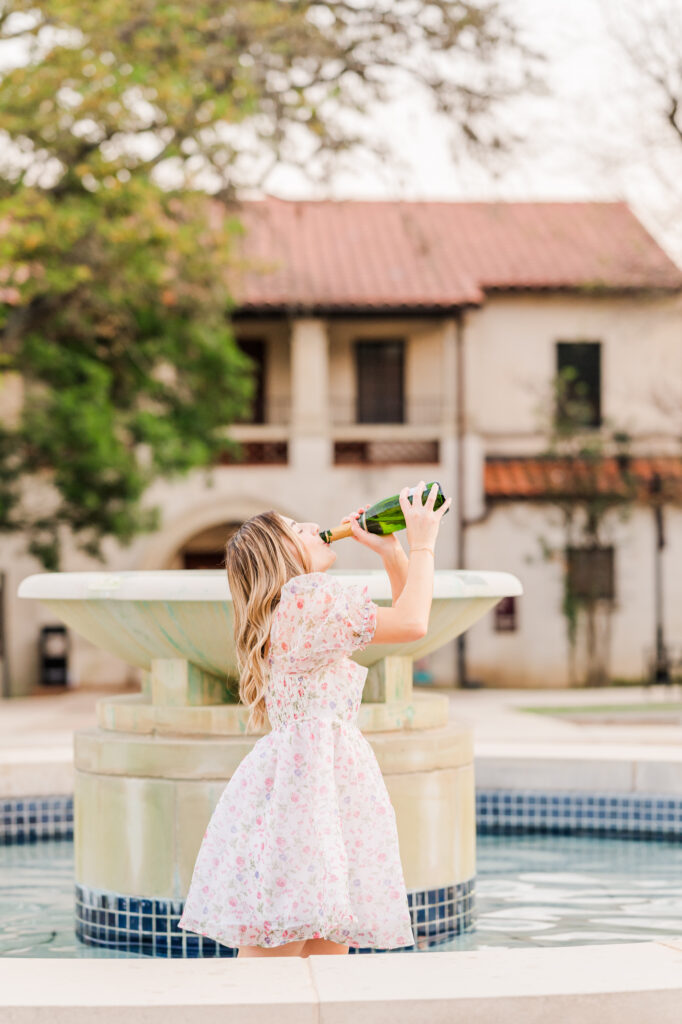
[4, 790, 682, 845]
[74, 877, 475, 956]
[476, 789, 682, 840]
[0, 795, 73, 844]
[5, 789, 682, 847]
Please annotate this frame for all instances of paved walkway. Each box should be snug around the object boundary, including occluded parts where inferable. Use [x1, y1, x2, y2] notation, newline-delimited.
[434, 684, 682, 793]
[0, 684, 137, 746]
[437, 683, 682, 747]
[0, 684, 136, 797]
[2, 681, 681, 747]
[1, 682, 681, 797]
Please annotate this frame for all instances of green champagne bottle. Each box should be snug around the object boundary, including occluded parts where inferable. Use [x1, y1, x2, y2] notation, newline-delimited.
[319, 481, 448, 544]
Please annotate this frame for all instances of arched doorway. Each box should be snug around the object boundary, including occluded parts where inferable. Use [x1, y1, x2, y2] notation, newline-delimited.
[135, 495, 299, 572]
[168, 522, 242, 570]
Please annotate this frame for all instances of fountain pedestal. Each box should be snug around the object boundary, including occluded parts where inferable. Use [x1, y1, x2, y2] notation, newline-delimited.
[18, 568, 522, 956]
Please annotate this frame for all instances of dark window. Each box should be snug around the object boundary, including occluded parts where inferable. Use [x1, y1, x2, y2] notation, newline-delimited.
[494, 595, 518, 632]
[567, 545, 615, 601]
[183, 551, 225, 570]
[556, 342, 601, 428]
[356, 339, 405, 423]
[234, 338, 266, 424]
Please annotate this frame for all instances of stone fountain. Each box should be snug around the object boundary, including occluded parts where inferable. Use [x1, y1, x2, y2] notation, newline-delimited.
[18, 567, 522, 956]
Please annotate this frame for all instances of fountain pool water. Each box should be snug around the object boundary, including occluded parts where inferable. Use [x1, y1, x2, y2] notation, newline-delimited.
[2, 833, 682, 958]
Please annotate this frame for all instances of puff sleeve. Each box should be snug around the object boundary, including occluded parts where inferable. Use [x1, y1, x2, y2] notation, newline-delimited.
[272, 572, 378, 672]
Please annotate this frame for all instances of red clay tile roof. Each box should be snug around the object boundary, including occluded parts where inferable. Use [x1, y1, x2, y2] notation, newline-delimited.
[222, 198, 682, 312]
[485, 456, 682, 502]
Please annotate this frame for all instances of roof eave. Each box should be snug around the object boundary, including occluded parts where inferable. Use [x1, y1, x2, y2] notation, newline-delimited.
[231, 302, 480, 319]
[231, 281, 682, 318]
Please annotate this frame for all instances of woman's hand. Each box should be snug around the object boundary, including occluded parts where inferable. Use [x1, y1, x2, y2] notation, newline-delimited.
[342, 504, 403, 559]
[399, 480, 451, 552]
[366, 483, 450, 643]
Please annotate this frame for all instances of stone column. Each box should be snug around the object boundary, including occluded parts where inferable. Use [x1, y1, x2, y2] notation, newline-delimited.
[439, 318, 458, 492]
[289, 317, 331, 474]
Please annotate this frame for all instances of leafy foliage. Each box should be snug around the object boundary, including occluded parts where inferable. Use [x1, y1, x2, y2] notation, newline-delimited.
[0, 177, 255, 567]
[534, 368, 639, 685]
[0, 1, 544, 567]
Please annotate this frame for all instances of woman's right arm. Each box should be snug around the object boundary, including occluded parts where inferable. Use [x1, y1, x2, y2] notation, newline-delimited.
[366, 481, 452, 645]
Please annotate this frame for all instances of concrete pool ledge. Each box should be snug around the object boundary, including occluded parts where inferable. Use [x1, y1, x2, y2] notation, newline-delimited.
[1, 940, 681, 1023]
[474, 741, 682, 792]
[3, 685, 682, 798]
[0, 746, 73, 798]
[5, 738, 682, 798]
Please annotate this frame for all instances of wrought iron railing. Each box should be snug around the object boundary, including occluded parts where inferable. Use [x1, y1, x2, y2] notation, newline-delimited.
[218, 441, 288, 465]
[231, 395, 444, 427]
[333, 440, 440, 465]
[232, 396, 292, 426]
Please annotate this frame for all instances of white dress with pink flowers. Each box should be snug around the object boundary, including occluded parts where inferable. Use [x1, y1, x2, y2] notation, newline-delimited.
[178, 571, 415, 950]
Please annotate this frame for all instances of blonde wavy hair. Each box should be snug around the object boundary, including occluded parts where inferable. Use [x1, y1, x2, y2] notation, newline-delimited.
[225, 510, 312, 732]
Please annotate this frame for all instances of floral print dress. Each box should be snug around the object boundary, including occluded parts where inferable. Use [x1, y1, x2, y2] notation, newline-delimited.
[178, 571, 415, 950]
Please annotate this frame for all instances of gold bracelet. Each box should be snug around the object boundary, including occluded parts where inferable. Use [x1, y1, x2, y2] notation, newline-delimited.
[410, 546, 435, 556]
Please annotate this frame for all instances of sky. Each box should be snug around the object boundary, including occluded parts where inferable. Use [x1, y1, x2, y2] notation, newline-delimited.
[262, 0, 682, 266]
[1, 0, 680, 265]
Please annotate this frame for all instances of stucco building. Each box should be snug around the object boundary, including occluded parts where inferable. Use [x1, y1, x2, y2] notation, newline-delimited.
[3, 198, 682, 696]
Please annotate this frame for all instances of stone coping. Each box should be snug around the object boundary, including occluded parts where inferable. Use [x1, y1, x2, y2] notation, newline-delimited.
[73, 718, 472, 780]
[18, 568, 523, 602]
[5, 734, 682, 796]
[475, 742, 682, 794]
[95, 690, 450, 736]
[0, 747, 73, 798]
[0, 940, 680, 1023]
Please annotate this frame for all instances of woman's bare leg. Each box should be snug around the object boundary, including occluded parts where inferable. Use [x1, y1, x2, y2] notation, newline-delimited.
[237, 939, 307, 958]
[301, 938, 349, 957]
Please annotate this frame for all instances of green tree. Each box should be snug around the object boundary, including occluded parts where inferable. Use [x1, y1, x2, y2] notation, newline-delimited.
[0, 1, 545, 568]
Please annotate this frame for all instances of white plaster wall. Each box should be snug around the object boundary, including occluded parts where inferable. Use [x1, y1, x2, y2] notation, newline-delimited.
[0, 371, 23, 428]
[465, 502, 682, 687]
[465, 293, 682, 450]
[465, 503, 569, 687]
[405, 324, 445, 419]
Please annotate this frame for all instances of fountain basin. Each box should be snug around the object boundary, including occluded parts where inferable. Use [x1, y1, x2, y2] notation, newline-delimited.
[18, 568, 522, 953]
[17, 569, 522, 681]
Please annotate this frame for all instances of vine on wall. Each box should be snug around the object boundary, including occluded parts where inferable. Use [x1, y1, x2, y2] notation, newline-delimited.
[535, 369, 639, 686]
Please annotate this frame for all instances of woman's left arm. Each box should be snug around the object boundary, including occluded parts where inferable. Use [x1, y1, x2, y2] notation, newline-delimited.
[381, 537, 409, 604]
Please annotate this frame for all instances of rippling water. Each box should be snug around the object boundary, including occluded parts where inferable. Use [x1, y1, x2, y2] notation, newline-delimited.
[445, 833, 682, 952]
[1, 834, 681, 957]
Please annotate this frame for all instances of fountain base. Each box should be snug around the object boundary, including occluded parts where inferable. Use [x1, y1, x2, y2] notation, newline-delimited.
[73, 696, 476, 954]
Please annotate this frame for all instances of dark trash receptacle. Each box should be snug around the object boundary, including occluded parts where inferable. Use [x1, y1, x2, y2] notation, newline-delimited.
[40, 625, 70, 686]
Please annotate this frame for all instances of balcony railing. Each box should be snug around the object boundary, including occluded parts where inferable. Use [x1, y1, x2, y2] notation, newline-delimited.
[218, 393, 445, 467]
[231, 396, 445, 428]
[218, 441, 288, 465]
[334, 440, 440, 465]
[232, 396, 292, 427]
[330, 396, 444, 426]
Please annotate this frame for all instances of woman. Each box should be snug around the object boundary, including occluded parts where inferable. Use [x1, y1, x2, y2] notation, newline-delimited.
[178, 481, 451, 957]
